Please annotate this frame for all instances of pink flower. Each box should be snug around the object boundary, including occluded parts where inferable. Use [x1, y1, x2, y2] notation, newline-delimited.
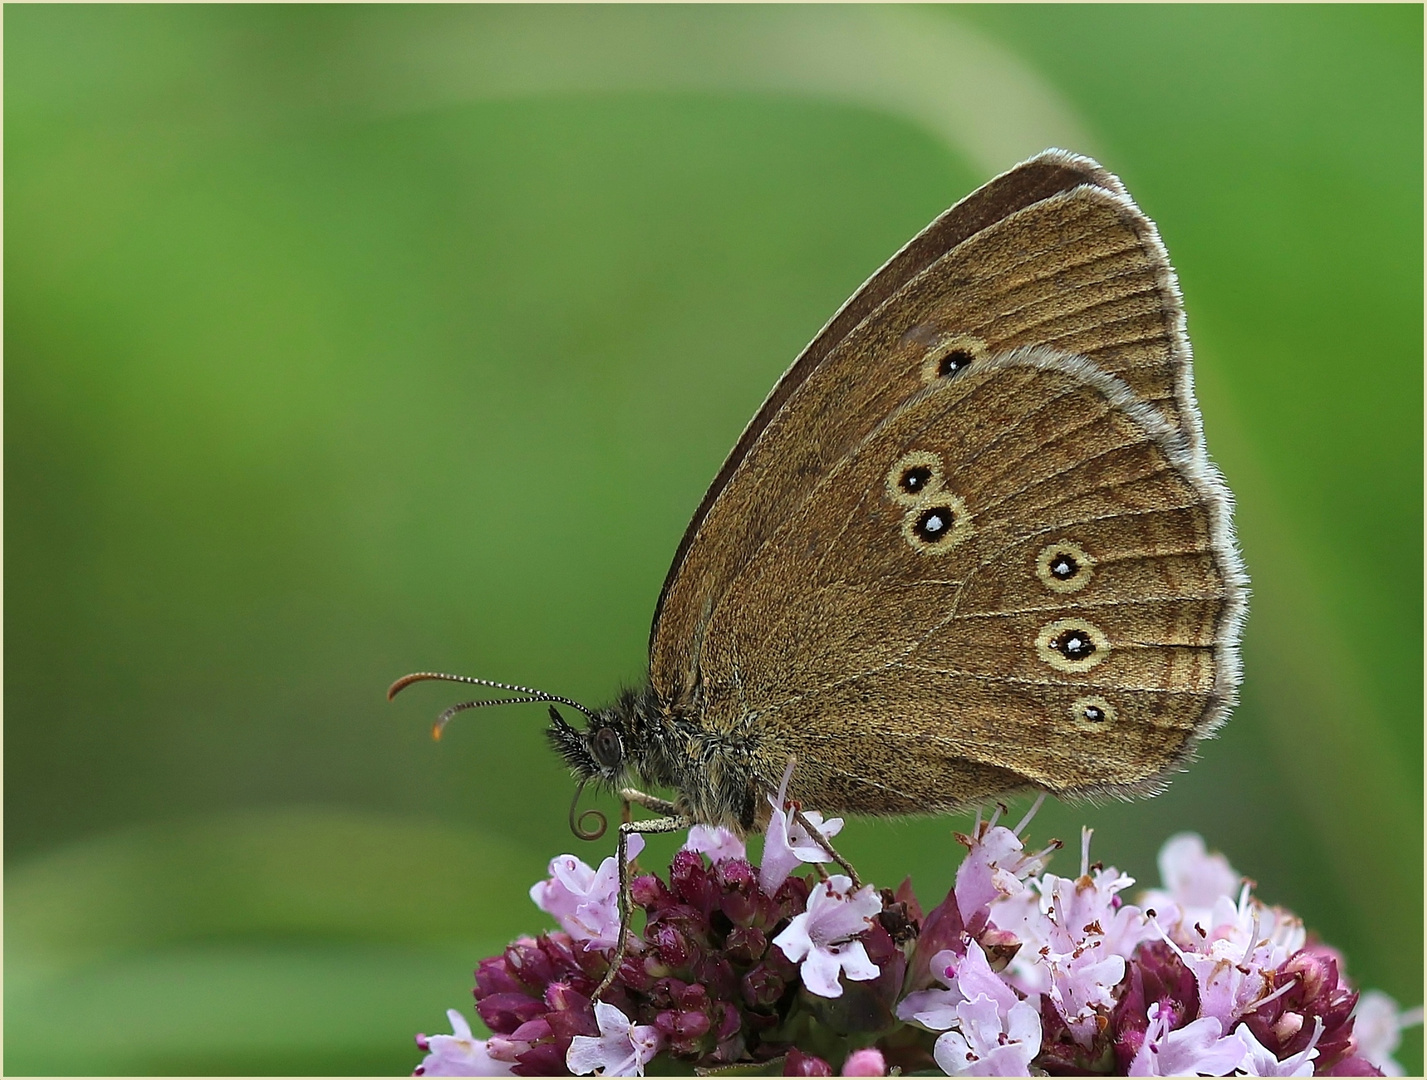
[992, 831, 1148, 1047]
[566, 1001, 663, 1077]
[415, 1009, 515, 1076]
[898, 939, 1030, 1032]
[772, 874, 880, 998]
[1127, 1001, 1248, 1076]
[683, 824, 746, 864]
[1146, 882, 1304, 1031]
[841, 1048, 887, 1076]
[529, 835, 645, 950]
[901, 939, 1042, 1077]
[1352, 991, 1424, 1076]
[952, 802, 1053, 940]
[1141, 833, 1241, 935]
[932, 993, 1043, 1076]
[760, 759, 845, 893]
[896, 948, 966, 1030]
[425, 820, 1419, 1077]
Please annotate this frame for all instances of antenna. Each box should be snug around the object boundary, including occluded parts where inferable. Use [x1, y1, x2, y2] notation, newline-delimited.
[387, 671, 599, 739]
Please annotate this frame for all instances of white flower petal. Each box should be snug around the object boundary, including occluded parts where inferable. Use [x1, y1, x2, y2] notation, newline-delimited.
[446, 1008, 473, 1041]
[896, 987, 963, 1030]
[800, 941, 848, 998]
[594, 1001, 633, 1039]
[772, 912, 814, 963]
[565, 1034, 609, 1076]
[933, 1029, 976, 1075]
[832, 939, 880, 983]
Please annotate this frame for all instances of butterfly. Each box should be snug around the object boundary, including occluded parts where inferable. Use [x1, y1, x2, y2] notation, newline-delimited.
[390, 148, 1247, 997]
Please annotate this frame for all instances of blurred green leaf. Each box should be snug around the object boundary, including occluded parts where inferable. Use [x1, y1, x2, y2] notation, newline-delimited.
[6, 808, 540, 1074]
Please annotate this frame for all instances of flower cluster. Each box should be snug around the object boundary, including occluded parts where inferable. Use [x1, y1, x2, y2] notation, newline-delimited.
[415, 803, 1419, 1077]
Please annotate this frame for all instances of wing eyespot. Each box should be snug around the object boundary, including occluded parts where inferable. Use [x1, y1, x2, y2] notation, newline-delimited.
[885, 450, 945, 507]
[1070, 695, 1116, 731]
[901, 493, 970, 555]
[1035, 618, 1110, 673]
[1035, 540, 1096, 594]
[918, 334, 989, 385]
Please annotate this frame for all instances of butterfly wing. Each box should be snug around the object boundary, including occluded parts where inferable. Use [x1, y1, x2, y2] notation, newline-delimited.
[692, 347, 1244, 813]
[652, 151, 1205, 709]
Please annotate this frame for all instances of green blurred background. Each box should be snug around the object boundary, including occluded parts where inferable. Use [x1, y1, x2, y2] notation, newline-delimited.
[6, 5, 1421, 1075]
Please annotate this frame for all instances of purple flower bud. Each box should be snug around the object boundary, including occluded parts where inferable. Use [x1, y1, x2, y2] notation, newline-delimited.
[696, 955, 740, 1003]
[609, 951, 652, 995]
[1241, 946, 1360, 1072]
[742, 963, 787, 1009]
[670, 849, 721, 916]
[537, 931, 600, 984]
[652, 923, 696, 970]
[476, 955, 526, 998]
[631, 872, 673, 911]
[477, 992, 546, 1034]
[1034, 992, 1107, 1074]
[715, 1001, 742, 1042]
[721, 883, 761, 928]
[718, 857, 758, 893]
[512, 1040, 566, 1076]
[772, 874, 813, 925]
[508, 938, 558, 987]
[656, 1006, 711, 1042]
[544, 981, 589, 1015]
[725, 925, 770, 965]
[483, 1035, 525, 1063]
[508, 1018, 552, 1044]
[784, 1047, 834, 1075]
[1111, 938, 1199, 1071]
[545, 1007, 597, 1045]
[1273, 1010, 1304, 1043]
[647, 976, 683, 1009]
[860, 920, 898, 966]
[676, 981, 709, 1012]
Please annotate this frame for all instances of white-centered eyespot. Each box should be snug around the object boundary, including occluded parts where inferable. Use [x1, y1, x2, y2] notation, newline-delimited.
[885, 450, 945, 507]
[901, 493, 971, 555]
[1035, 540, 1096, 594]
[917, 333, 989, 385]
[1070, 695, 1116, 731]
[1035, 618, 1110, 673]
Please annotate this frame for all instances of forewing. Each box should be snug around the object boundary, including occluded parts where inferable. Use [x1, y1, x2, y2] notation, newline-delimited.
[693, 348, 1244, 815]
[652, 152, 1199, 707]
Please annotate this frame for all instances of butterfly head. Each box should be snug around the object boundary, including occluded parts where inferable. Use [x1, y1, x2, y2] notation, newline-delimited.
[545, 702, 630, 786]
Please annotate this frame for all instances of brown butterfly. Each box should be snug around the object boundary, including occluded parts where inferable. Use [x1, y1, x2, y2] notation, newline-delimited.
[390, 149, 1247, 996]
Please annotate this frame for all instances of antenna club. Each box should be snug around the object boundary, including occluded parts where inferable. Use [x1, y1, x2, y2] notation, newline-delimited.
[388, 671, 439, 700]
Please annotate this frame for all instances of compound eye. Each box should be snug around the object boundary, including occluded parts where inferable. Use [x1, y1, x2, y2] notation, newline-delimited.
[592, 726, 622, 769]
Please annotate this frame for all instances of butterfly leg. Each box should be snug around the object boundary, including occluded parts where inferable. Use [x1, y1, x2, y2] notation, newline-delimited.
[592, 813, 691, 1001]
[617, 789, 679, 873]
[793, 806, 861, 890]
[619, 787, 679, 816]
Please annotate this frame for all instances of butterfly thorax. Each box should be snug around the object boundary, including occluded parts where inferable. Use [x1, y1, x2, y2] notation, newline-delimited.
[546, 684, 766, 834]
